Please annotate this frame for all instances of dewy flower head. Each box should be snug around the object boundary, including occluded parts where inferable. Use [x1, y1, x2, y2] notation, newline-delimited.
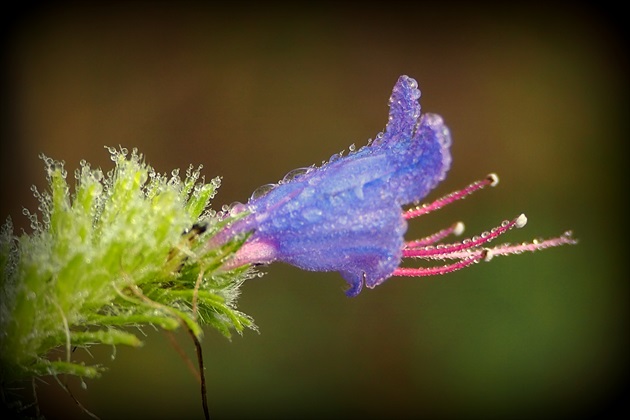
[212, 75, 576, 296]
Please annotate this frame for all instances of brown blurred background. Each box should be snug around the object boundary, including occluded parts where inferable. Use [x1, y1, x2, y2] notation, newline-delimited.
[2, 2, 627, 419]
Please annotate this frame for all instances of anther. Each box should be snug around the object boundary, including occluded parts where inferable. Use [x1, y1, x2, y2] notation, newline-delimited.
[486, 173, 499, 187]
[453, 221, 465, 236]
[515, 213, 527, 228]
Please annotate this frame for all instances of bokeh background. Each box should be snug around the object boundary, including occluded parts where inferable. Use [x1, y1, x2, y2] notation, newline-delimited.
[2, 2, 627, 419]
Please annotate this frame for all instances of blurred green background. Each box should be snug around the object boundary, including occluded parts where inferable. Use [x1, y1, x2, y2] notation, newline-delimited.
[2, 2, 627, 419]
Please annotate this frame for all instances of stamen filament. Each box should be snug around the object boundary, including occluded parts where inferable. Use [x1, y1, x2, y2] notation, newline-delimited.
[405, 222, 464, 248]
[403, 214, 526, 257]
[404, 174, 498, 220]
[485, 232, 576, 258]
[393, 252, 485, 277]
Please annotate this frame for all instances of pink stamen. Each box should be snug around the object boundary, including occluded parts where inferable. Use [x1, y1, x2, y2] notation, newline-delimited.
[403, 173, 499, 220]
[403, 214, 526, 258]
[484, 231, 577, 259]
[405, 222, 465, 248]
[393, 252, 486, 277]
[392, 220, 575, 279]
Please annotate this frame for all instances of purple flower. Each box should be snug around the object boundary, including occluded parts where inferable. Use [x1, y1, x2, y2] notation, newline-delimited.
[214, 76, 575, 296]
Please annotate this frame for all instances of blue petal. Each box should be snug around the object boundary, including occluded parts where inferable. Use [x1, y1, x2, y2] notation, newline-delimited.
[387, 112, 452, 205]
[228, 75, 452, 295]
[384, 75, 422, 144]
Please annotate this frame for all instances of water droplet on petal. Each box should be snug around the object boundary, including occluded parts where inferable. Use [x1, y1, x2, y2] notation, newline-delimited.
[329, 151, 343, 163]
[372, 132, 385, 146]
[302, 207, 323, 222]
[229, 202, 247, 216]
[272, 216, 287, 229]
[282, 167, 310, 183]
[250, 183, 277, 200]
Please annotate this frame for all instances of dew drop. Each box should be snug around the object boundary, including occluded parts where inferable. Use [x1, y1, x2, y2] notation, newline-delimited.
[229, 202, 247, 216]
[282, 167, 310, 183]
[272, 216, 287, 229]
[372, 132, 385, 146]
[302, 207, 323, 222]
[211, 177, 222, 188]
[250, 183, 277, 200]
[348, 143, 356, 152]
[329, 152, 343, 163]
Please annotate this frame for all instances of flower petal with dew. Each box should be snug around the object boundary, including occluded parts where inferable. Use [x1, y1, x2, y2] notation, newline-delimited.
[210, 75, 576, 296]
